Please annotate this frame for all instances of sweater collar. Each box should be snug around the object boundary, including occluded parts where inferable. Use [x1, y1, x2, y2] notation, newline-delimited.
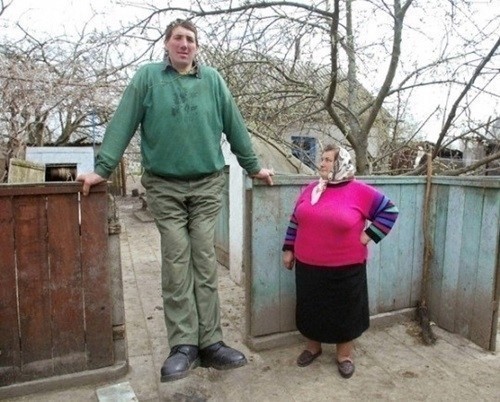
[163, 54, 201, 78]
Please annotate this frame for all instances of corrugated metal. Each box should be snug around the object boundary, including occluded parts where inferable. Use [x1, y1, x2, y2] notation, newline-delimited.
[248, 175, 499, 350]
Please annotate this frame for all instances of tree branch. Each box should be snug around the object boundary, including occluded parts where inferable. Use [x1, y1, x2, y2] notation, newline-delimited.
[440, 150, 500, 176]
[433, 36, 500, 157]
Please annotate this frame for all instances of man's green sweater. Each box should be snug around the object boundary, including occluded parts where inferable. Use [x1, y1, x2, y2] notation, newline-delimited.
[95, 62, 261, 179]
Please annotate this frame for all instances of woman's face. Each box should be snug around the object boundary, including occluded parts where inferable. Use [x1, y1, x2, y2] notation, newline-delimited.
[319, 150, 336, 180]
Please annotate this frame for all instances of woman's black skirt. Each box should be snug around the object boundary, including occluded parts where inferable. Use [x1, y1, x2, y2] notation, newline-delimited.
[295, 260, 369, 344]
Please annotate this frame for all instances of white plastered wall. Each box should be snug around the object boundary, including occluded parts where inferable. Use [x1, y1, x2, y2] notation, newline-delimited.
[221, 139, 246, 285]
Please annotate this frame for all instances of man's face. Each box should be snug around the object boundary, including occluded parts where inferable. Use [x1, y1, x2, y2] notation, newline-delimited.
[164, 26, 198, 73]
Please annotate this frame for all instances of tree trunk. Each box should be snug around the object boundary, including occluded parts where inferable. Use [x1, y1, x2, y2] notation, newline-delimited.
[354, 142, 370, 174]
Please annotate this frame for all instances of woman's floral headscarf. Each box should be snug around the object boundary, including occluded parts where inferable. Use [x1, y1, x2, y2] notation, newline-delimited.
[311, 147, 356, 205]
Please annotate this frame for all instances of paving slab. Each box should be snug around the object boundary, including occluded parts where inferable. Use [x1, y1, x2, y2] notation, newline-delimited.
[96, 382, 137, 402]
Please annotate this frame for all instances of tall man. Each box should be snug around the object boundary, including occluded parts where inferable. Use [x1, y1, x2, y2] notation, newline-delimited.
[77, 18, 274, 382]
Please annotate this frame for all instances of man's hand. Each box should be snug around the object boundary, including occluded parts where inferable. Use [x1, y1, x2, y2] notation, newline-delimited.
[251, 168, 275, 185]
[76, 172, 106, 196]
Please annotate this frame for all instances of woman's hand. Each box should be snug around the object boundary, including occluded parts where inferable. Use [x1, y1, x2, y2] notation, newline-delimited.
[283, 250, 295, 270]
[360, 232, 371, 245]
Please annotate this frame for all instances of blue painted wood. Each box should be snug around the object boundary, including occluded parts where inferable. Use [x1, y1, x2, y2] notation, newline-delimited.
[428, 185, 448, 324]
[250, 186, 282, 336]
[250, 183, 304, 336]
[377, 184, 401, 311]
[471, 188, 499, 349]
[455, 190, 483, 337]
[277, 186, 301, 331]
[439, 186, 465, 330]
[248, 176, 500, 350]
[391, 184, 415, 309]
[367, 234, 381, 315]
[410, 183, 425, 307]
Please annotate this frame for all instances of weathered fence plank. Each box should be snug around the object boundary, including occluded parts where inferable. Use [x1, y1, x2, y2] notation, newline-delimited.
[378, 184, 402, 311]
[80, 191, 114, 369]
[47, 193, 86, 374]
[0, 197, 20, 386]
[367, 232, 381, 314]
[277, 187, 298, 332]
[428, 185, 448, 325]
[471, 188, 499, 349]
[14, 195, 53, 381]
[409, 183, 425, 308]
[455, 190, 483, 337]
[394, 185, 414, 308]
[251, 186, 283, 336]
[439, 186, 465, 330]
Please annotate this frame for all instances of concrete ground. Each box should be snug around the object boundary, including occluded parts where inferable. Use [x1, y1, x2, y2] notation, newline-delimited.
[3, 195, 499, 402]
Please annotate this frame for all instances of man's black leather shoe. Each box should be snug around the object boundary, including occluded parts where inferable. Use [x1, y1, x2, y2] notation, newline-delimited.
[160, 345, 200, 382]
[199, 341, 247, 370]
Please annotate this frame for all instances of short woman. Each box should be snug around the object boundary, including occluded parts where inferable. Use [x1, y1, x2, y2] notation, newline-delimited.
[282, 144, 399, 378]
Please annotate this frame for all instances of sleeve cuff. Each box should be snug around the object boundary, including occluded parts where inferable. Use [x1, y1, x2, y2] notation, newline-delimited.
[365, 227, 382, 244]
[94, 166, 112, 180]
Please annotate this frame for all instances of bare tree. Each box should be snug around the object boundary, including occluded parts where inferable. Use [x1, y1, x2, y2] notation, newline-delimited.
[0, 14, 146, 181]
[116, 0, 499, 175]
[0, 0, 12, 17]
[2, 0, 498, 178]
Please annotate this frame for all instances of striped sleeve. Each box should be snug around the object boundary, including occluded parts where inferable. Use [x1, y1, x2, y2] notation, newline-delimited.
[282, 212, 298, 251]
[365, 193, 399, 243]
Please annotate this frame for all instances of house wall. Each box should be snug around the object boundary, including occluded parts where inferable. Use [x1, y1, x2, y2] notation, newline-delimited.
[26, 146, 95, 176]
[221, 140, 246, 285]
[283, 123, 384, 170]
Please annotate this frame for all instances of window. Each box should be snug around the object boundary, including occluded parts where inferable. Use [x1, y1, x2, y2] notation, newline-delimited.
[291, 136, 317, 170]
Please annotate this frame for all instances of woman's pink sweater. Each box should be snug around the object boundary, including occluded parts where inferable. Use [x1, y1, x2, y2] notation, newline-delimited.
[282, 180, 399, 267]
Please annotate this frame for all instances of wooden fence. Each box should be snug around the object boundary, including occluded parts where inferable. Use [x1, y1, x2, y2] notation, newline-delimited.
[246, 176, 499, 351]
[0, 182, 127, 393]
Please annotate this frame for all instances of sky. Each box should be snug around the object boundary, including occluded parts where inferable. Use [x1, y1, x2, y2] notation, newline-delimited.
[3, 0, 129, 37]
[3, 0, 499, 145]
